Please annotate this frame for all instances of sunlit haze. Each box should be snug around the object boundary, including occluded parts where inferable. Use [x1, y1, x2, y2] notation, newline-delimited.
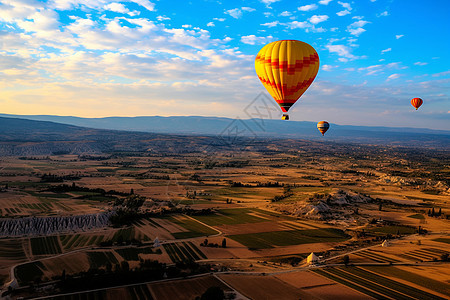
[0, 0, 449, 129]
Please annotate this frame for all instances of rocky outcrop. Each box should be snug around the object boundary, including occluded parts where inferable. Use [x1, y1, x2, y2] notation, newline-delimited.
[0, 212, 113, 237]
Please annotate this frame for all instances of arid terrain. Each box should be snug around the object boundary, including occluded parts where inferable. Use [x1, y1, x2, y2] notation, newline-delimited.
[0, 122, 449, 299]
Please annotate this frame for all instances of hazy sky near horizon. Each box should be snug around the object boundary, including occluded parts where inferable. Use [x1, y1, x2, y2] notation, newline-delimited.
[0, 0, 449, 129]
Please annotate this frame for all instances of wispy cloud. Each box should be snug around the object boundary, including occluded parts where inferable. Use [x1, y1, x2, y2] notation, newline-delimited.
[225, 7, 255, 19]
[259, 0, 280, 7]
[337, 10, 350, 16]
[241, 35, 273, 45]
[279, 11, 292, 17]
[261, 21, 280, 27]
[381, 48, 391, 54]
[414, 62, 428, 66]
[326, 44, 362, 62]
[395, 34, 404, 39]
[319, 0, 333, 5]
[347, 19, 369, 36]
[386, 73, 400, 81]
[298, 4, 318, 11]
[309, 15, 329, 24]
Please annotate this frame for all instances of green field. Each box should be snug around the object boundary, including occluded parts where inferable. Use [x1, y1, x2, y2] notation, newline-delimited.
[165, 216, 218, 239]
[228, 228, 349, 249]
[313, 266, 446, 300]
[127, 284, 154, 300]
[87, 251, 118, 269]
[0, 240, 26, 260]
[433, 238, 450, 244]
[31, 236, 62, 255]
[15, 261, 46, 284]
[368, 225, 416, 235]
[163, 242, 206, 263]
[192, 208, 266, 226]
[407, 213, 425, 219]
[115, 247, 156, 261]
[364, 266, 450, 297]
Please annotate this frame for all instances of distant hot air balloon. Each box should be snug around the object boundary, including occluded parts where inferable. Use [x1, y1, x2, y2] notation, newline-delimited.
[317, 121, 330, 136]
[255, 40, 320, 120]
[411, 98, 423, 110]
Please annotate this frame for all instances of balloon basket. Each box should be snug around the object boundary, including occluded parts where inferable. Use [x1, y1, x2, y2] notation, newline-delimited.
[281, 114, 289, 120]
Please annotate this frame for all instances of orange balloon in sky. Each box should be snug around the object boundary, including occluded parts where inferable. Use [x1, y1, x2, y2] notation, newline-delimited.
[317, 121, 330, 136]
[411, 98, 423, 110]
[255, 40, 320, 118]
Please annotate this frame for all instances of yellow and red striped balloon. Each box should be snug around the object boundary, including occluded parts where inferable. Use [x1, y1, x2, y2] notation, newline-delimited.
[317, 121, 330, 136]
[411, 98, 423, 110]
[255, 40, 320, 114]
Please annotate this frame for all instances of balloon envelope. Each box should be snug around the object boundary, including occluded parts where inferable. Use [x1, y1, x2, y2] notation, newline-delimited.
[255, 40, 320, 113]
[411, 98, 423, 110]
[317, 121, 330, 136]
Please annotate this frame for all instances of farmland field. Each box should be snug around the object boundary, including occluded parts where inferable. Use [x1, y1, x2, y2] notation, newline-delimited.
[313, 266, 447, 300]
[31, 236, 62, 255]
[228, 228, 349, 249]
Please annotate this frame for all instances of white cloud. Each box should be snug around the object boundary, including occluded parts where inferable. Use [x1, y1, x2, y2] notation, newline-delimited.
[350, 20, 369, 27]
[432, 70, 450, 77]
[337, 10, 350, 16]
[157, 16, 170, 21]
[414, 62, 428, 66]
[213, 18, 225, 21]
[207, 22, 215, 27]
[261, 21, 280, 27]
[377, 11, 389, 17]
[386, 73, 400, 81]
[319, 0, 333, 4]
[322, 65, 335, 71]
[131, 0, 155, 11]
[241, 35, 273, 45]
[104, 3, 129, 14]
[182, 24, 192, 28]
[225, 7, 255, 19]
[326, 44, 360, 61]
[396, 34, 404, 39]
[309, 15, 329, 24]
[338, 1, 352, 10]
[347, 20, 369, 36]
[289, 21, 309, 29]
[348, 28, 365, 36]
[298, 4, 318, 11]
[381, 48, 391, 54]
[259, 0, 280, 7]
[225, 8, 242, 19]
[279, 11, 292, 17]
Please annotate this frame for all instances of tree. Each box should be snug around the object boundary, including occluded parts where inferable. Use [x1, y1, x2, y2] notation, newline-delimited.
[120, 261, 130, 272]
[431, 207, 435, 217]
[201, 286, 225, 300]
[343, 255, 350, 266]
[378, 202, 383, 211]
[222, 238, 227, 248]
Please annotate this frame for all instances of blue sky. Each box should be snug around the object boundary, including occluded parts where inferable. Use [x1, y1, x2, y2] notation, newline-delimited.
[0, 0, 449, 130]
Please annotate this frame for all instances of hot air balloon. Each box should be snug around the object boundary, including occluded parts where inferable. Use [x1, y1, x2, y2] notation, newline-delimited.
[255, 40, 320, 120]
[317, 121, 329, 136]
[411, 98, 423, 110]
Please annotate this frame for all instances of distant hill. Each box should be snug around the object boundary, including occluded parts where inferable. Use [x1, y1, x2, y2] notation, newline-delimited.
[1, 113, 449, 148]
